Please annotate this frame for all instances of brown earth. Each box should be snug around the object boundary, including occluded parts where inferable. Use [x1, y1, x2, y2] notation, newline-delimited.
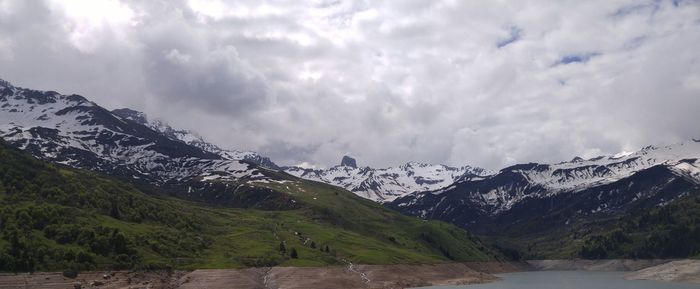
[526, 259, 674, 271]
[0, 262, 529, 289]
[625, 260, 700, 284]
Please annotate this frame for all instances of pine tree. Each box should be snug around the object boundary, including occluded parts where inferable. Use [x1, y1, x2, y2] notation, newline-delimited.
[279, 242, 286, 253]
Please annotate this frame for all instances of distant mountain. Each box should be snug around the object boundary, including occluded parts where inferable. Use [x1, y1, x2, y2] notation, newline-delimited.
[285, 157, 493, 202]
[388, 141, 700, 237]
[111, 108, 280, 170]
[0, 78, 285, 206]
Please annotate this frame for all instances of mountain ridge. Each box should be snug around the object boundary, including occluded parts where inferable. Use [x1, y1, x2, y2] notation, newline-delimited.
[387, 140, 700, 236]
[284, 157, 494, 202]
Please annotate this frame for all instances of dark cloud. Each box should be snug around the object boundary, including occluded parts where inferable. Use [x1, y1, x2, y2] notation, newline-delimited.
[0, 0, 699, 169]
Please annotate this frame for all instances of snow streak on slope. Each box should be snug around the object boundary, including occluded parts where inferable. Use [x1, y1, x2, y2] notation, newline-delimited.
[391, 140, 700, 217]
[512, 141, 700, 194]
[111, 108, 280, 170]
[0, 79, 266, 185]
[285, 159, 493, 202]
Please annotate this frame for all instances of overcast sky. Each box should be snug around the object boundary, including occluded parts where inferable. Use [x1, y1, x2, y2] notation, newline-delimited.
[1, 0, 699, 169]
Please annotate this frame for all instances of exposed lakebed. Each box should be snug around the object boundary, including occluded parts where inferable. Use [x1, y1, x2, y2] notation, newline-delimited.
[414, 270, 700, 289]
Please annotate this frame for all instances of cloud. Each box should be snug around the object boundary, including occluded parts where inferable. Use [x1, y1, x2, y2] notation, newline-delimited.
[0, 0, 699, 170]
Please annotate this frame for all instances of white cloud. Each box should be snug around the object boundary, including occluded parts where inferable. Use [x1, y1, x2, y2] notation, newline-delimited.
[0, 0, 698, 169]
[47, 0, 137, 53]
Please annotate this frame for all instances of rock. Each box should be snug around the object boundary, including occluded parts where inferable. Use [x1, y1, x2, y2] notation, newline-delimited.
[341, 156, 357, 168]
[62, 270, 78, 279]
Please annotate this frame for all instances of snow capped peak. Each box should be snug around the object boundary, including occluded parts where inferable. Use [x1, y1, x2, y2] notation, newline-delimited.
[611, 150, 633, 159]
[285, 158, 491, 202]
[111, 108, 280, 170]
[1, 82, 275, 198]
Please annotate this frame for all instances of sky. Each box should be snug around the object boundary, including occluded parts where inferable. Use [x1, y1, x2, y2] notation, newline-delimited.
[0, 0, 699, 169]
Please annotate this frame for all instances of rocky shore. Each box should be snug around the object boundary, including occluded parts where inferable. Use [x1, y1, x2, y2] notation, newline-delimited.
[625, 260, 700, 284]
[4, 259, 697, 288]
[0, 262, 529, 289]
[526, 259, 673, 271]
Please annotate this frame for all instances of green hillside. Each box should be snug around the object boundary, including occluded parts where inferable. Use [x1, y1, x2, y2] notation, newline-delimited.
[489, 191, 700, 260]
[576, 193, 700, 259]
[0, 141, 499, 272]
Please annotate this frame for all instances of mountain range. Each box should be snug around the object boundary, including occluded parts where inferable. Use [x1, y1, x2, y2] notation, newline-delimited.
[388, 140, 700, 232]
[1, 77, 699, 261]
[284, 157, 492, 202]
[0, 78, 499, 271]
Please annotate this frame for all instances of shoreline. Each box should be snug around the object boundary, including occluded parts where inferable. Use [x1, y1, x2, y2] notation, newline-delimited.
[526, 259, 675, 272]
[0, 262, 528, 289]
[1, 259, 697, 288]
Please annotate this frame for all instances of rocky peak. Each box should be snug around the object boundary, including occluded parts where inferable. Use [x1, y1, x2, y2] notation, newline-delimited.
[341, 155, 357, 168]
[112, 108, 148, 124]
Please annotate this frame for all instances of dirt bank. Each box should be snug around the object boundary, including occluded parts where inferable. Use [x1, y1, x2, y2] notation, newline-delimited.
[625, 260, 700, 284]
[0, 262, 528, 289]
[0, 270, 186, 289]
[527, 259, 674, 271]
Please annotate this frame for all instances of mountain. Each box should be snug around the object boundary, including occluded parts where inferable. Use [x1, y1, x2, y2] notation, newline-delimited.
[0, 78, 493, 206]
[111, 108, 280, 170]
[387, 141, 700, 257]
[0, 79, 300, 207]
[0, 79, 502, 271]
[284, 157, 493, 202]
[0, 139, 500, 272]
[340, 155, 357, 168]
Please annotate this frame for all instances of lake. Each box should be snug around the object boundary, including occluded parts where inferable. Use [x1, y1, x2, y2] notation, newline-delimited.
[413, 271, 700, 289]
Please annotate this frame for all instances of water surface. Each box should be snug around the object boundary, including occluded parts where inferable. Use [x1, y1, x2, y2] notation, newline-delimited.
[414, 271, 699, 289]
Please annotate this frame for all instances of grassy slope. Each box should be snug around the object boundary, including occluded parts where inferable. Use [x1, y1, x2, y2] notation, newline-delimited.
[0, 142, 498, 272]
[487, 192, 700, 260]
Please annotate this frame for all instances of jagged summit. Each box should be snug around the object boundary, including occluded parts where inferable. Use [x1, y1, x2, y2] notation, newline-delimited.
[285, 159, 492, 202]
[111, 108, 147, 124]
[341, 155, 357, 168]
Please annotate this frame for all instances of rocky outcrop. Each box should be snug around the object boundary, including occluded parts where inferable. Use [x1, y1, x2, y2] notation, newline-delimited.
[341, 155, 358, 168]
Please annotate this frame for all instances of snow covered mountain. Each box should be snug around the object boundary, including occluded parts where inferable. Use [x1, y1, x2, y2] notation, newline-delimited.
[284, 156, 493, 202]
[388, 141, 700, 234]
[111, 108, 280, 170]
[0, 78, 290, 206]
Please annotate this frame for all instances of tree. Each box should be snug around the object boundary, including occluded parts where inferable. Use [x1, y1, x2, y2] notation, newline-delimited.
[290, 248, 298, 259]
[279, 242, 286, 253]
[310, 241, 316, 249]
